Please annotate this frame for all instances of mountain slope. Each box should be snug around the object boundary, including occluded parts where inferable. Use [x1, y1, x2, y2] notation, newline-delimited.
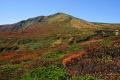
[1, 13, 120, 33]
[0, 13, 108, 31]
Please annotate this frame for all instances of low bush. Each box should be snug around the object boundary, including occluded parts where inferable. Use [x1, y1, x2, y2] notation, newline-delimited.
[71, 75, 100, 80]
[0, 64, 19, 80]
[102, 46, 120, 58]
[66, 44, 120, 80]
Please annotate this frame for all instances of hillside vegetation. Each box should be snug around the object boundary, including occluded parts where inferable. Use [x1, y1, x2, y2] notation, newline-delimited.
[0, 13, 120, 80]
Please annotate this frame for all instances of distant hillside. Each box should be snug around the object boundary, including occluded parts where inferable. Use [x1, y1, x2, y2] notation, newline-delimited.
[1, 13, 120, 32]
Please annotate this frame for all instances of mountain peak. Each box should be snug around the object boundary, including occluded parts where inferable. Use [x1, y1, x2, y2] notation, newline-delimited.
[53, 12, 68, 15]
[56, 12, 70, 15]
[49, 12, 71, 17]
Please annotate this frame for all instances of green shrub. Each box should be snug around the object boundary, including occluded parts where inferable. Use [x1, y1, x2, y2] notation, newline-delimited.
[67, 45, 82, 52]
[45, 50, 66, 58]
[12, 65, 70, 80]
[100, 39, 113, 45]
[44, 45, 82, 59]
[75, 34, 90, 43]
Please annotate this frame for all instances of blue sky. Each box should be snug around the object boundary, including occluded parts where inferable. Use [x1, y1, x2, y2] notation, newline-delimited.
[0, 0, 120, 25]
